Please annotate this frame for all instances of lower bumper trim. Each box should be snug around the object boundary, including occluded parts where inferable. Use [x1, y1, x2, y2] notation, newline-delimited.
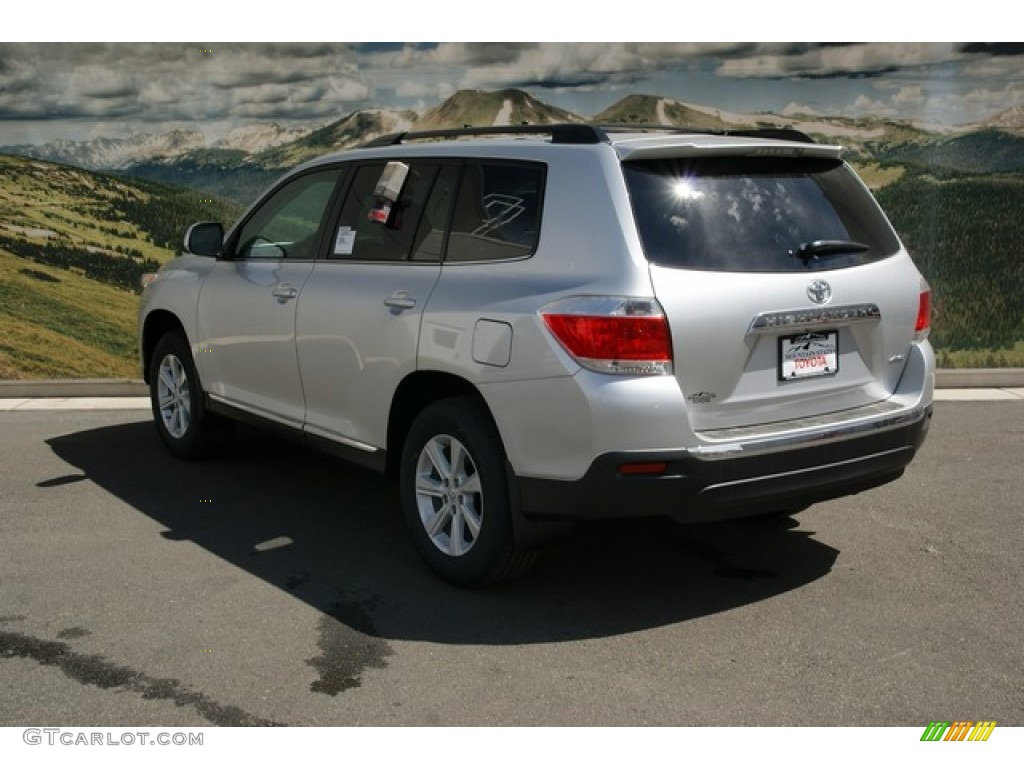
[517, 405, 932, 523]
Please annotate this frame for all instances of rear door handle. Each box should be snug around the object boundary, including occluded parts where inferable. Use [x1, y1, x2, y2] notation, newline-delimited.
[384, 292, 417, 311]
[272, 285, 299, 302]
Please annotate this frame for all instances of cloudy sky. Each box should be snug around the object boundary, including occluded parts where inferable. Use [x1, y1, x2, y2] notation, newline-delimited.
[2, 41, 1023, 145]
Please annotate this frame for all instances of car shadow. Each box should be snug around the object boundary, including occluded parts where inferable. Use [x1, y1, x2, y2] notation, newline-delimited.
[47, 419, 839, 646]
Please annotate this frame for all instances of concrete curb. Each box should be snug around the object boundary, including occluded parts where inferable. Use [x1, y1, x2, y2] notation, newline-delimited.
[0, 369, 1023, 398]
[0, 379, 148, 398]
[934, 369, 1024, 388]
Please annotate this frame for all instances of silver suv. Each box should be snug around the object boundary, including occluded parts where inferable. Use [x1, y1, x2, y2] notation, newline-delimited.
[139, 124, 934, 586]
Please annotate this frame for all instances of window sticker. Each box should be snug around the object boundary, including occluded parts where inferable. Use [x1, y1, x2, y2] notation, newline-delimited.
[333, 225, 356, 256]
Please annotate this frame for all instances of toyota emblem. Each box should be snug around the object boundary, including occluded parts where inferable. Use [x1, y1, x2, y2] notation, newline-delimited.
[807, 279, 832, 305]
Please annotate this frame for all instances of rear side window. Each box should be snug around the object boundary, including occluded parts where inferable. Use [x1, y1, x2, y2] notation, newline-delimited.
[623, 157, 900, 272]
[446, 162, 544, 262]
[332, 162, 440, 261]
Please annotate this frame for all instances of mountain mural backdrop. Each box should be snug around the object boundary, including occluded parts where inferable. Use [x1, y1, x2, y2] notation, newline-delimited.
[2, 88, 1022, 378]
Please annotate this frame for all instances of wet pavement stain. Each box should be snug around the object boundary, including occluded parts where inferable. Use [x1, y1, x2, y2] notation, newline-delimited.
[0, 630, 285, 726]
[56, 627, 91, 639]
[36, 474, 88, 488]
[306, 593, 393, 696]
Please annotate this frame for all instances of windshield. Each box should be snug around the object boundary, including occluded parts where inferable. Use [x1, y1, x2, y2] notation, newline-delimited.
[623, 156, 900, 272]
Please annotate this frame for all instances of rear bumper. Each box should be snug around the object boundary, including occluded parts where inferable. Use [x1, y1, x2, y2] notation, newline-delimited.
[517, 403, 932, 523]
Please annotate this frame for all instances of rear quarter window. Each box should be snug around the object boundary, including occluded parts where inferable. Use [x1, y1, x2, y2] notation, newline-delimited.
[446, 161, 545, 262]
[623, 156, 901, 272]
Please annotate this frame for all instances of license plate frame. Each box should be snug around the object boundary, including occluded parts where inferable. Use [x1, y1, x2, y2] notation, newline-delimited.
[778, 330, 839, 381]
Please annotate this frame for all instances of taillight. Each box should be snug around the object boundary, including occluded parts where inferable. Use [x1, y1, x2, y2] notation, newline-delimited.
[540, 297, 673, 375]
[915, 287, 931, 339]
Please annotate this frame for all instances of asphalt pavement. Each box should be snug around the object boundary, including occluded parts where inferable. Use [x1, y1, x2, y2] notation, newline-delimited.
[0, 398, 1021, 726]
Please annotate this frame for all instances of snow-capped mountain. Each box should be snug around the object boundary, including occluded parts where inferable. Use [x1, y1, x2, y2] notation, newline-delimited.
[983, 105, 1024, 132]
[211, 123, 314, 153]
[1, 123, 313, 171]
[1, 129, 207, 170]
[413, 89, 581, 130]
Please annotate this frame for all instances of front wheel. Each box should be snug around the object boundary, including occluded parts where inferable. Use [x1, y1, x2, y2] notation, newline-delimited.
[400, 398, 536, 587]
[149, 332, 233, 459]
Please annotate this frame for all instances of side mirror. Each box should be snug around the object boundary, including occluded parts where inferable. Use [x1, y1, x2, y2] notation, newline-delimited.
[184, 222, 224, 257]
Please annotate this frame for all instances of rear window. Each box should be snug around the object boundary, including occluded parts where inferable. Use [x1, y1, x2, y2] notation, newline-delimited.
[623, 156, 900, 272]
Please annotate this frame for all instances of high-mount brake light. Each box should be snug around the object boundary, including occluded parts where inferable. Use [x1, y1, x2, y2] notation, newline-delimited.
[540, 297, 673, 375]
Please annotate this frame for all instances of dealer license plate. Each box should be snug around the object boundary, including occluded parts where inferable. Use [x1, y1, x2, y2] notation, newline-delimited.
[779, 331, 839, 380]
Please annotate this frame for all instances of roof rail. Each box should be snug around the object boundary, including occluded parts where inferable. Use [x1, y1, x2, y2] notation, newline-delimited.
[598, 123, 817, 144]
[359, 123, 817, 149]
[361, 123, 607, 148]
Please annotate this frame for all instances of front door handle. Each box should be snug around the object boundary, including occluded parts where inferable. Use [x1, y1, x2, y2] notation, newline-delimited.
[384, 292, 417, 311]
[272, 285, 299, 302]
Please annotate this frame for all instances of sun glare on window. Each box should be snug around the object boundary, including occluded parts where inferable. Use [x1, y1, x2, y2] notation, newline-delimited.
[671, 179, 704, 201]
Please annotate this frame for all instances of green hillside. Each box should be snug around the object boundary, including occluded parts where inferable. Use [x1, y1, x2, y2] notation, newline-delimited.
[877, 129, 1024, 175]
[0, 249, 139, 378]
[122, 154, 278, 207]
[876, 170, 1024, 358]
[0, 154, 240, 378]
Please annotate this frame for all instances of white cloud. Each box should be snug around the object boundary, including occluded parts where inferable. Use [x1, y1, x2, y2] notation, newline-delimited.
[327, 77, 370, 102]
[3, 41, 1024, 142]
[395, 80, 456, 99]
[717, 43, 960, 78]
[892, 85, 925, 108]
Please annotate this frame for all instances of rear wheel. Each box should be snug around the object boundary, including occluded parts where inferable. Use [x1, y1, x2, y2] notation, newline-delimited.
[400, 398, 536, 587]
[149, 332, 233, 459]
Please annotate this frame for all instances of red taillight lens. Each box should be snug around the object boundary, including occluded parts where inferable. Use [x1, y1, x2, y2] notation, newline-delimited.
[541, 297, 673, 375]
[542, 315, 671, 361]
[915, 290, 931, 334]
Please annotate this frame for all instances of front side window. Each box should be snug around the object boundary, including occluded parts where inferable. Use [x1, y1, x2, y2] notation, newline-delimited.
[446, 162, 544, 262]
[235, 168, 343, 260]
[623, 157, 900, 272]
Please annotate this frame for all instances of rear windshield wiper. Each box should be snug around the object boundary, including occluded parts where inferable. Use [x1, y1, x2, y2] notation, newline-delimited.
[790, 239, 870, 265]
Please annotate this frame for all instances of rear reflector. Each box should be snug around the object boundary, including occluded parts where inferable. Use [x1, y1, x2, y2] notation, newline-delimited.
[618, 462, 668, 476]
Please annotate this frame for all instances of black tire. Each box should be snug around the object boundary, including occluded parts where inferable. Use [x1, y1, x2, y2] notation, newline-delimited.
[399, 398, 536, 587]
[149, 332, 234, 460]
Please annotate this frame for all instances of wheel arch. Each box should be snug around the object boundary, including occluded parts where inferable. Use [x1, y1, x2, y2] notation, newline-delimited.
[386, 371, 497, 480]
[141, 310, 189, 384]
